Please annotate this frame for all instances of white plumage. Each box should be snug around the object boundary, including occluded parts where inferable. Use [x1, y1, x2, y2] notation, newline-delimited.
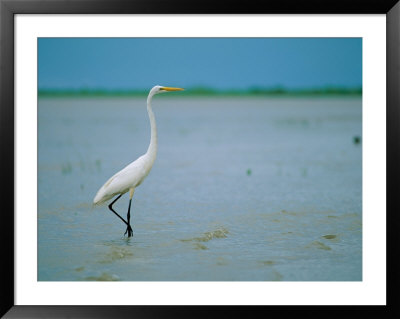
[93, 153, 153, 205]
[93, 85, 184, 236]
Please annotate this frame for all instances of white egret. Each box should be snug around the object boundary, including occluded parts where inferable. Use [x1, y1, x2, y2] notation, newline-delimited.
[93, 85, 184, 237]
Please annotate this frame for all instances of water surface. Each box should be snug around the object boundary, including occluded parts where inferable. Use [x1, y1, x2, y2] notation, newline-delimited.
[38, 97, 362, 281]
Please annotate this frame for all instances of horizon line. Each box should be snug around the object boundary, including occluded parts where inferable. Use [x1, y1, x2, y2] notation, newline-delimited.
[38, 86, 362, 97]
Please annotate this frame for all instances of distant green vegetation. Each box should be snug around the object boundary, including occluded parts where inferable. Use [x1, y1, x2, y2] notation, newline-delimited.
[38, 86, 362, 98]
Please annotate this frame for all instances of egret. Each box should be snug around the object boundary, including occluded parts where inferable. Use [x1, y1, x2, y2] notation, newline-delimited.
[93, 85, 184, 237]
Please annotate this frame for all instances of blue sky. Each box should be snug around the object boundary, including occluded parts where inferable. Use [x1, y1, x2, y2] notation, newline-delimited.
[38, 38, 362, 90]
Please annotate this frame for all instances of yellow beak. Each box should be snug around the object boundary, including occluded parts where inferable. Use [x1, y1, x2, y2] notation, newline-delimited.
[161, 87, 184, 91]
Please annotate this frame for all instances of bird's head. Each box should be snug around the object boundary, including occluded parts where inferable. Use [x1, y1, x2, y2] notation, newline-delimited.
[151, 85, 184, 96]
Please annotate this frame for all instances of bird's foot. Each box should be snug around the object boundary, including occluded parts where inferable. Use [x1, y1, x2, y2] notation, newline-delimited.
[124, 224, 133, 237]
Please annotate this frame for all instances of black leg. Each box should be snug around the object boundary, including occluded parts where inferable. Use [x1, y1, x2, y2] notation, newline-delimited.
[124, 199, 133, 237]
[108, 194, 129, 227]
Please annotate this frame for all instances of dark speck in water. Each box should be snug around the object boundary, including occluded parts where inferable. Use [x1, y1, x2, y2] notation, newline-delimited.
[61, 162, 72, 175]
[353, 136, 361, 145]
[95, 159, 102, 171]
[84, 272, 119, 281]
[308, 241, 331, 251]
[193, 243, 208, 250]
[322, 234, 337, 240]
[260, 260, 276, 266]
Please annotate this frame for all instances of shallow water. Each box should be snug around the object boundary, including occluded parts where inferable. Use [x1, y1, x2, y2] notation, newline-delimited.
[38, 96, 362, 281]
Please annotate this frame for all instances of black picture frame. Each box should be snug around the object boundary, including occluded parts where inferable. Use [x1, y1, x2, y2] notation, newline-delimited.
[1, 0, 399, 318]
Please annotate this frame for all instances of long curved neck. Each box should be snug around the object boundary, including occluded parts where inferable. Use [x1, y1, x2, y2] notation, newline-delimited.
[146, 94, 157, 161]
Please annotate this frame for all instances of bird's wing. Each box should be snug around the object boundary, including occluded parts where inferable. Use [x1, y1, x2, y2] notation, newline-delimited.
[93, 156, 148, 205]
[93, 171, 124, 205]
